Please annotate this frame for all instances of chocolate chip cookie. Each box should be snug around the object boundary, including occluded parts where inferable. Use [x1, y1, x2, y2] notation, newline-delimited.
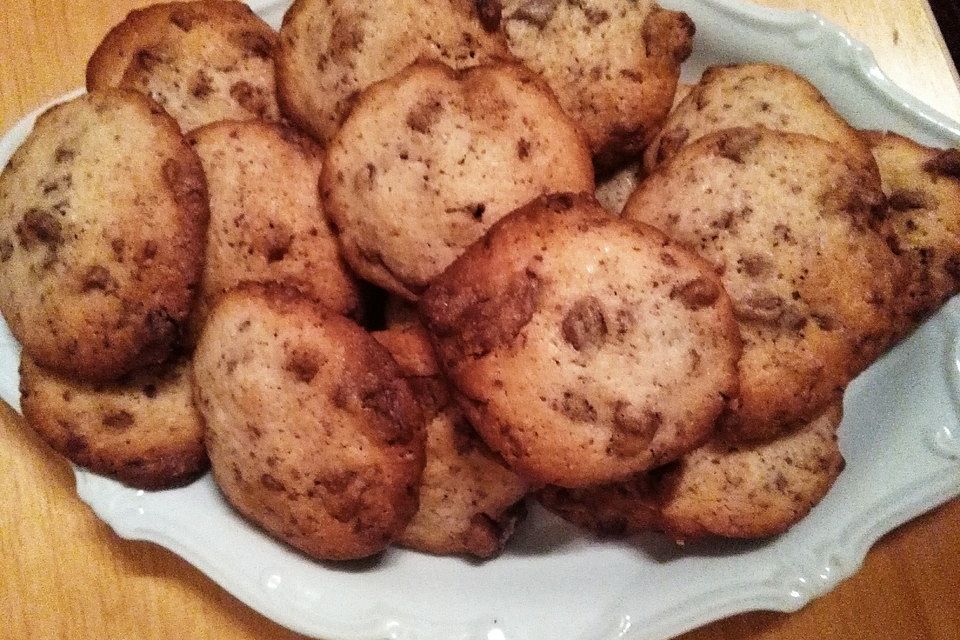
[0, 89, 208, 381]
[502, 0, 694, 170]
[188, 120, 360, 330]
[87, 0, 279, 131]
[275, 0, 511, 144]
[624, 127, 899, 442]
[374, 324, 529, 557]
[193, 283, 426, 560]
[864, 131, 960, 333]
[20, 354, 206, 489]
[321, 60, 594, 300]
[420, 193, 741, 487]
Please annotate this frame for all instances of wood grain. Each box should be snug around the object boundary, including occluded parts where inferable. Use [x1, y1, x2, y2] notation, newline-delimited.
[1, 1, 958, 639]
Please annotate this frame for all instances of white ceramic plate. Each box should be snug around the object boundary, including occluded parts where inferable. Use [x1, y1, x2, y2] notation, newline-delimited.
[2, 1, 959, 639]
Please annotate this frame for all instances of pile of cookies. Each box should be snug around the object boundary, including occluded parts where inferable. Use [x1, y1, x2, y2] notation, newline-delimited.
[1, 0, 958, 562]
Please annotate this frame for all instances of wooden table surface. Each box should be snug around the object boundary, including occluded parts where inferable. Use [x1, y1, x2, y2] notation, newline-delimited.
[1, 1, 959, 639]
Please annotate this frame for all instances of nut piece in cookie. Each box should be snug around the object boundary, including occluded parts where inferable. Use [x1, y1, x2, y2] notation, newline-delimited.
[374, 324, 529, 558]
[19, 355, 207, 490]
[863, 131, 960, 334]
[275, 0, 511, 144]
[87, 0, 280, 131]
[624, 128, 899, 442]
[420, 193, 741, 488]
[644, 63, 877, 178]
[321, 60, 594, 301]
[187, 120, 360, 331]
[192, 284, 426, 561]
[0, 89, 208, 381]
[502, 0, 694, 170]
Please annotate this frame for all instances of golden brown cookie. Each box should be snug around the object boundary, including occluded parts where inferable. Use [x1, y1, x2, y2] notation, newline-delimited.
[502, 0, 694, 170]
[19, 355, 207, 490]
[644, 63, 876, 177]
[193, 284, 426, 561]
[657, 402, 844, 540]
[863, 132, 960, 333]
[592, 82, 693, 215]
[321, 60, 594, 301]
[87, 0, 279, 132]
[275, 0, 511, 144]
[0, 89, 208, 381]
[420, 193, 741, 488]
[374, 324, 529, 558]
[539, 402, 844, 540]
[537, 475, 659, 537]
[624, 128, 899, 442]
[187, 120, 360, 330]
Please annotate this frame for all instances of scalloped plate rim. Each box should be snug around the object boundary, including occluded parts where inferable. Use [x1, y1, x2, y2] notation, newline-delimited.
[0, 0, 958, 639]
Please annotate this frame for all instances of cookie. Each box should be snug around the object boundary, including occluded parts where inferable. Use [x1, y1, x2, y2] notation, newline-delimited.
[672, 81, 693, 109]
[87, 0, 280, 132]
[19, 355, 207, 490]
[187, 120, 360, 330]
[644, 63, 876, 177]
[657, 402, 844, 540]
[384, 295, 420, 328]
[623, 128, 899, 442]
[537, 474, 659, 537]
[502, 0, 694, 170]
[0, 89, 208, 381]
[863, 131, 960, 332]
[374, 324, 529, 558]
[275, 0, 511, 145]
[540, 402, 844, 539]
[321, 60, 594, 301]
[420, 193, 741, 487]
[192, 284, 426, 561]
[593, 82, 693, 215]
